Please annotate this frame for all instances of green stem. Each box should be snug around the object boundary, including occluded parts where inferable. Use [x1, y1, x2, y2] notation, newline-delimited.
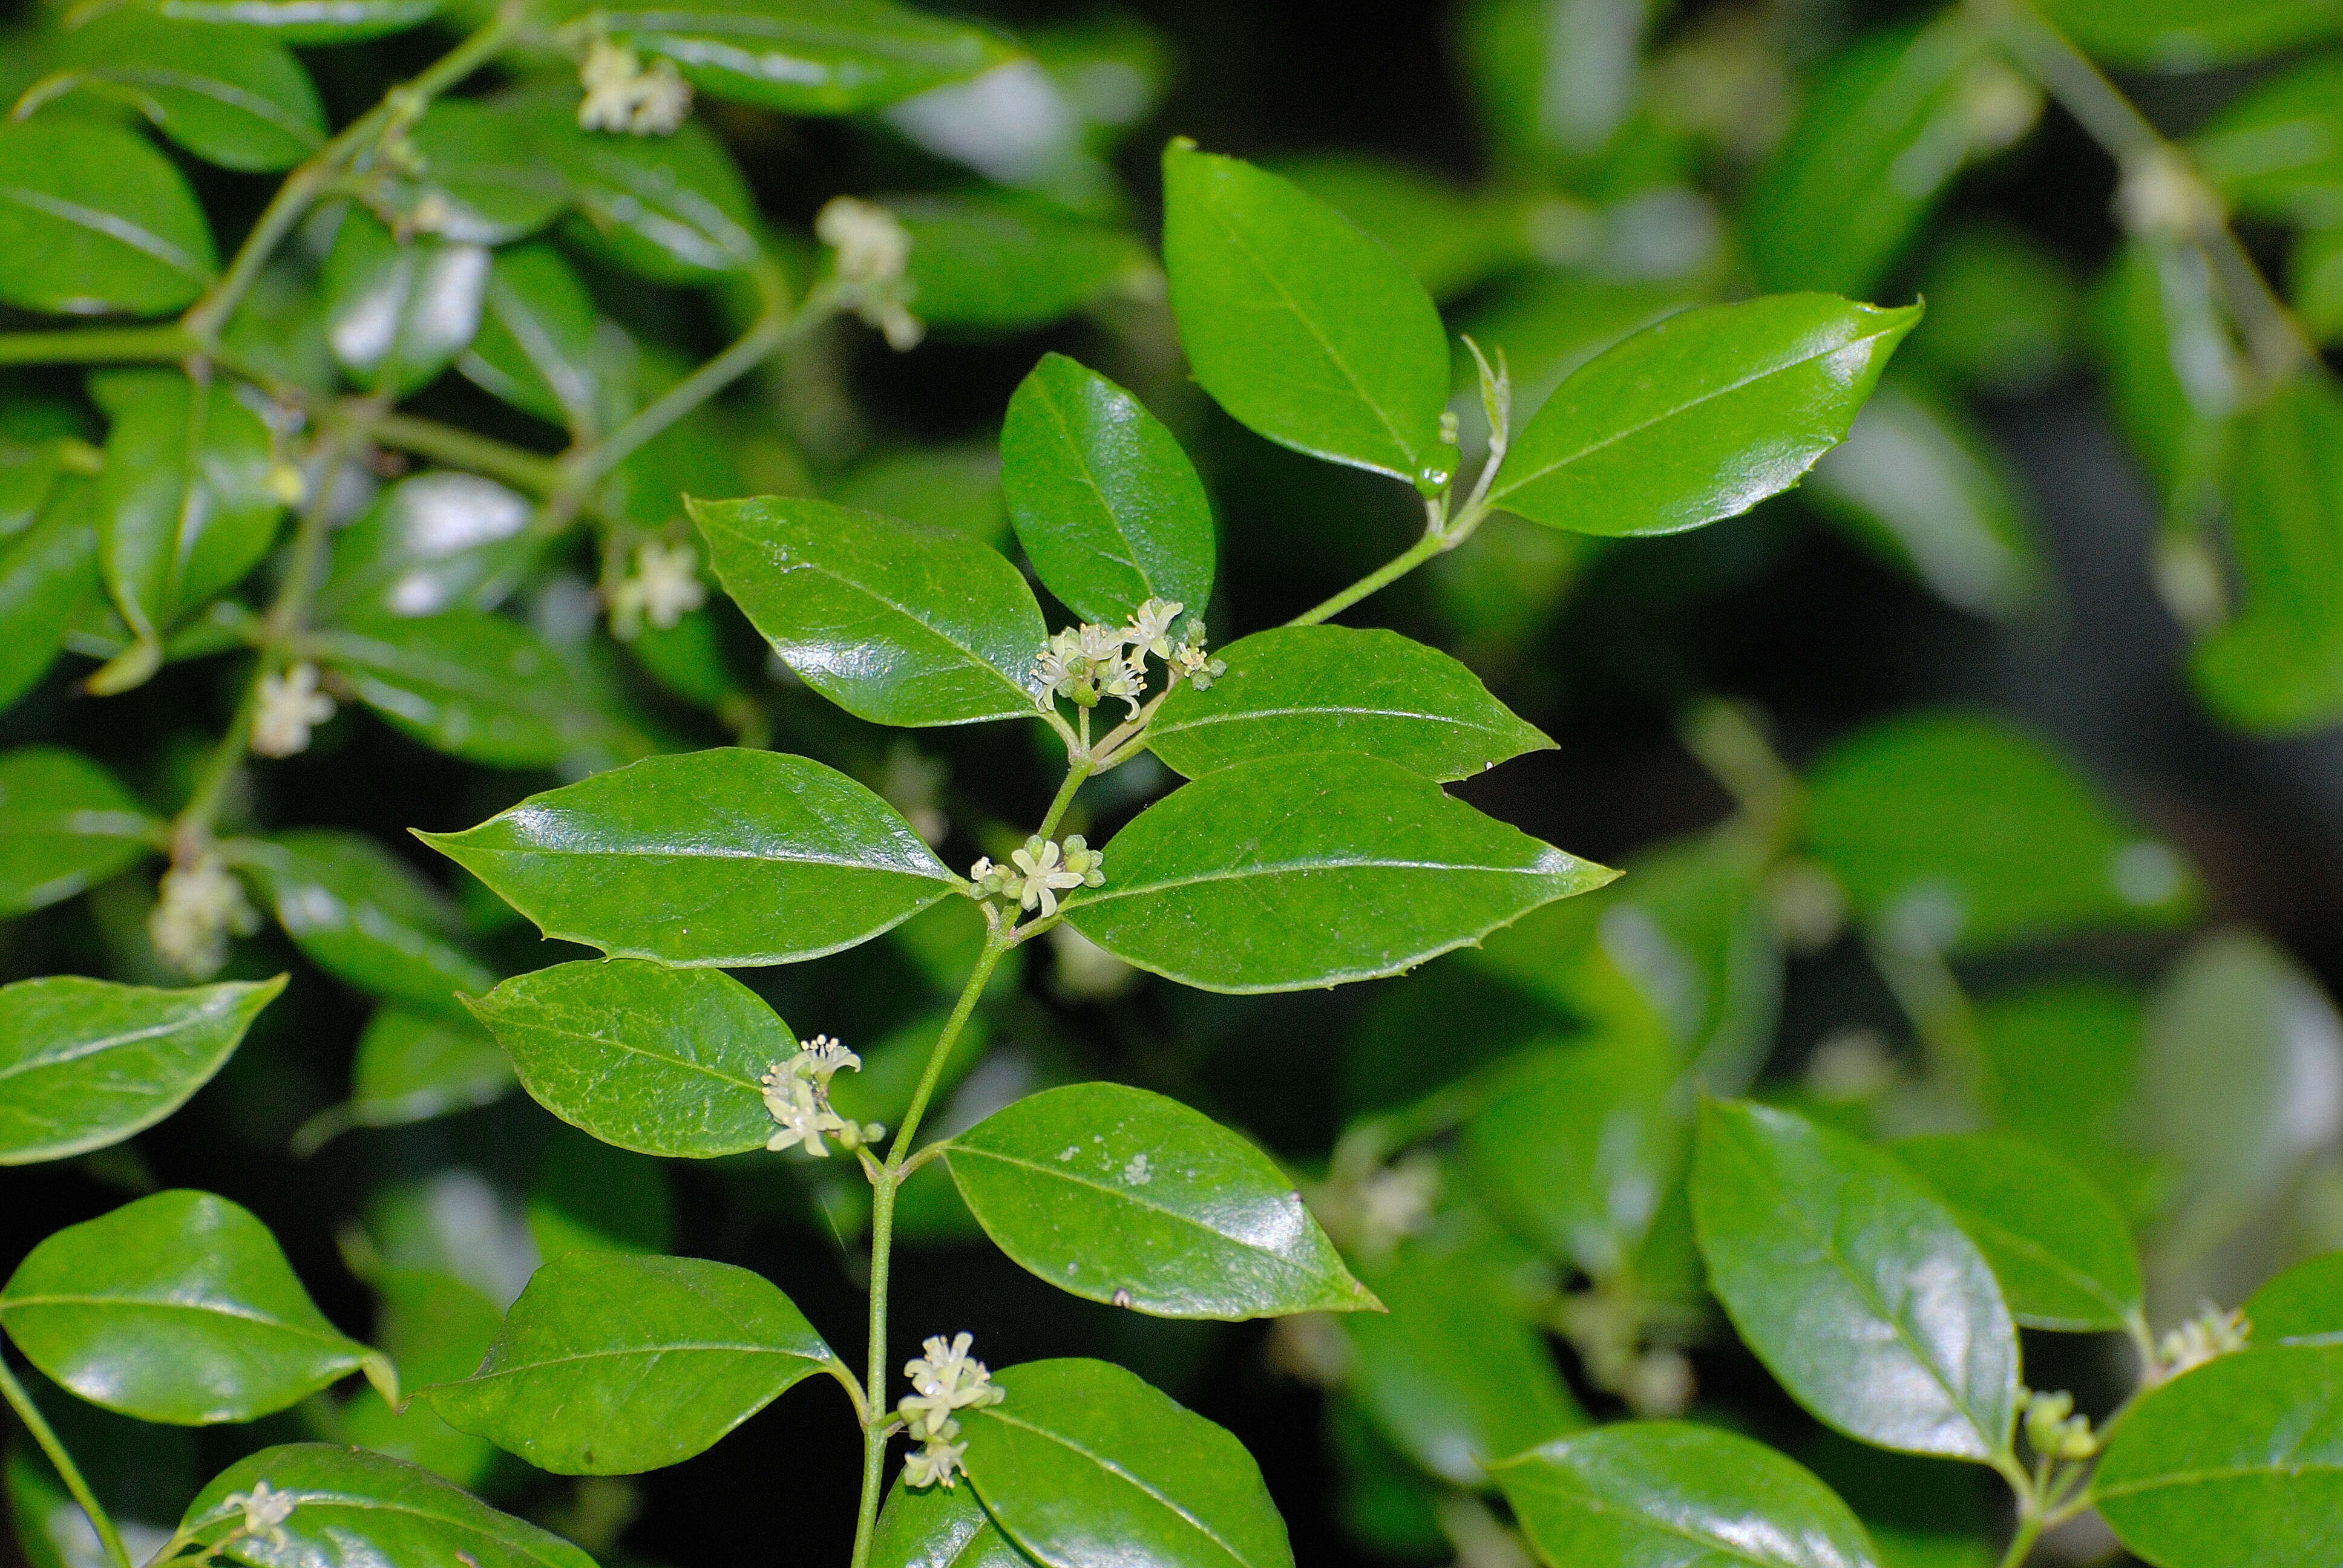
[849, 927, 1014, 1568]
[1996, 1511, 2045, 1568]
[0, 1357, 134, 1568]
[1034, 758, 1093, 842]
[1290, 526, 1449, 628]
[1864, 923, 1989, 1109]
[368, 411, 563, 495]
[0, 324, 194, 367]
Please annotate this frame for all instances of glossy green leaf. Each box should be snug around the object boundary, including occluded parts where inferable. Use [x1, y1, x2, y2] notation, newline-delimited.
[1064, 753, 1611, 993]
[91, 368, 281, 639]
[871, 1475, 1035, 1568]
[2243, 1252, 2343, 1345]
[0, 492, 100, 712]
[2039, 0, 2342, 69]
[2192, 369, 2343, 733]
[1691, 1100, 2019, 1462]
[1807, 379, 2041, 622]
[24, 13, 322, 173]
[0, 748, 159, 918]
[0, 973, 283, 1165]
[1458, 1033, 1682, 1280]
[241, 830, 492, 1015]
[369, 99, 569, 246]
[961, 1357, 1295, 1568]
[0, 118, 215, 316]
[463, 959, 788, 1157]
[1162, 141, 1452, 486]
[1000, 353, 1214, 627]
[421, 1251, 834, 1475]
[456, 243, 603, 433]
[0, 1190, 385, 1424]
[2096, 1345, 2343, 1567]
[422, 749, 957, 967]
[1744, 23, 2003, 298]
[1343, 1239, 1585, 1485]
[137, 0, 443, 44]
[546, 0, 1012, 114]
[322, 211, 488, 399]
[1891, 1133, 2142, 1332]
[292, 1006, 514, 1155]
[539, 105, 760, 281]
[316, 471, 536, 622]
[1495, 1422, 1882, 1568]
[313, 610, 646, 768]
[944, 1082, 1372, 1319]
[1803, 710, 2195, 950]
[692, 495, 1050, 727]
[1147, 626, 1551, 783]
[2140, 930, 2343, 1247]
[178, 1444, 594, 1568]
[900, 198, 1156, 331]
[2192, 57, 2343, 227]
[1492, 294, 1918, 538]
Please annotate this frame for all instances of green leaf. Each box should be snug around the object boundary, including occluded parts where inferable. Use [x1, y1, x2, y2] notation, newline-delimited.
[1161, 141, 1452, 487]
[1974, 983, 2157, 1221]
[2243, 1252, 2343, 1345]
[0, 1190, 385, 1424]
[1743, 22, 2004, 298]
[292, 1006, 514, 1155]
[178, 1444, 594, 1568]
[0, 973, 283, 1165]
[316, 471, 536, 623]
[0, 118, 215, 316]
[1806, 379, 2042, 622]
[312, 610, 646, 768]
[1147, 626, 1551, 783]
[456, 243, 603, 433]
[2296, 227, 2343, 347]
[0, 495, 101, 712]
[2140, 930, 2343, 1249]
[367, 99, 570, 246]
[871, 1475, 1035, 1568]
[2192, 369, 2343, 733]
[1492, 294, 1919, 538]
[1802, 710, 2195, 951]
[421, 1251, 835, 1475]
[943, 1082, 1373, 1319]
[241, 830, 493, 1015]
[463, 960, 788, 1158]
[2096, 1345, 2343, 1568]
[536, 103, 761, 281]
[421, 750, 957, 967]
[0, 747, 159, 918]
[25, 13, 323, 173]
[1000, 353, 1214, 627]
[2039, 0, 2342, 70]
[1064, 753, 1612, 994]
[1495, 1422, 1883, 1568]
[1343, 1239, 1585, 1486]
[961, 1357, 1295, 1568]
[692, 495, 1050, 727]
[1458, 1034, 1682, 1281]
[1693, 1101, 2018, 1463]
[137, 0, 443, 44]
[2192, 57, 2343, 227]
[547, 0, 1013, 114]
[1890, 1133, 2142, 1333]
[91, 368, 281, 639]
[322, 211, 488, 399]
[2091, 238, 2239, 519]
[900, 197, 1157, 332]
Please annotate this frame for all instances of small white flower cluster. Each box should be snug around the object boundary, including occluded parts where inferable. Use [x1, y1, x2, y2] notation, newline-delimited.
[816, 197, 923, 351]
[608, 540, 707, 641]
[897, 1332, 1003, 1489]
[150, 858, 261, 979]
[221, 1481, 295, 1549]
[577, 36, 692, 136]
[1034, 597, 1224, 716]
[761, 1035, 884, 1158]
[2156, 1303, 2250, 1379]
[972, 835, 1103, 919]
[2020, 1388, 2097, 1462]
[252, 662, 335, 758]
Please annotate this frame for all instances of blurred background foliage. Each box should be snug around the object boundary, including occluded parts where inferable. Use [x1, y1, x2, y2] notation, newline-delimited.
[4, 1, 2342, 1566]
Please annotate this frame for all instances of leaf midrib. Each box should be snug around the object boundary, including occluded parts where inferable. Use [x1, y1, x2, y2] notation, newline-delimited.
[980, 1408, 1259, 1568]
[1512, 1474, 1827, 1568]
[0, 1005, 232, 1083]
[1072, 852, 1569, 907]
[2096, 1457, 2343, 1498]
[0, 1292, 357, 1351]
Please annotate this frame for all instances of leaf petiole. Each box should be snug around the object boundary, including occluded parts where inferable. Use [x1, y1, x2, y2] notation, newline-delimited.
[0, 1354, 136, 1568]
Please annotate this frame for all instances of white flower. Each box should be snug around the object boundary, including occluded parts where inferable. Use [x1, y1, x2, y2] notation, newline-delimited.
[2157, 1304, 2250, 1379]
[149, 858, 260, 979]
[899, 1434, 968, 1489]
[251, 662, 335, 758]
[797, 1033, 862, 1082]
[1171, 620, 1227, 691]
[1122, 598, 1183, 662]
[222, 1481, 294, 1548]
[897, 1331, 1001, 1488]
[608, 540, 706, 640]
[760, 1039, 879, 1157]
[1008, 837, 1086, 917]
[577, 38, 693, 136]
[816, 197, 911, 286]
